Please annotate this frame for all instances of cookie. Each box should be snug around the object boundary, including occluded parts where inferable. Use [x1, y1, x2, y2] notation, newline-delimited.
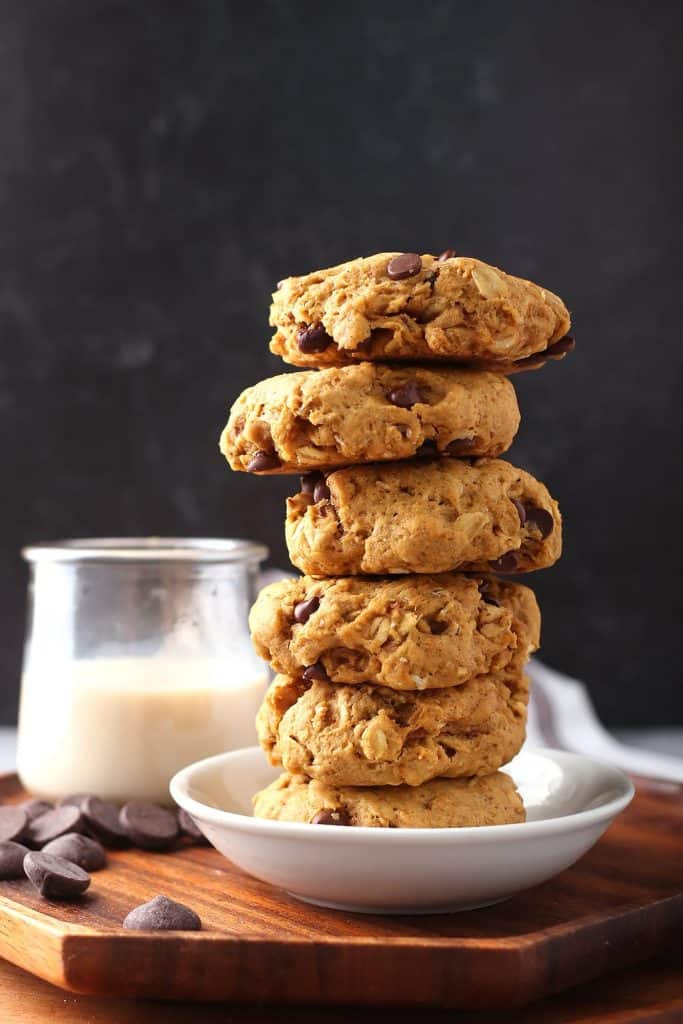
[253, 770, 525, 828]
[270, 251, 571, 371]
[285, 458, 561, 577]
[257, 668, 528, 787]
[249, 574, 540, 691]
[220, 363, 520, 474]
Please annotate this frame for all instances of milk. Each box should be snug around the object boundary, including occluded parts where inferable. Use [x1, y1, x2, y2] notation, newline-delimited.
[17, 657, 268, 805]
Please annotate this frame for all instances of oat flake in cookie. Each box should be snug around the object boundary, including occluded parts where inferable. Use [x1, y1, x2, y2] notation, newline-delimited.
[270, 251, 571, 370]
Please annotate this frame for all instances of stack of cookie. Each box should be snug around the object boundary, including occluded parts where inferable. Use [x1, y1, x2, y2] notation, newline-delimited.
[220, 251, 571, 828]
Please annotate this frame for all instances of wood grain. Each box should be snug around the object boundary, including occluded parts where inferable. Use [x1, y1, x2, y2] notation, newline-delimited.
[1, 950, 681, 1024]
[0, 773, 681, 1009]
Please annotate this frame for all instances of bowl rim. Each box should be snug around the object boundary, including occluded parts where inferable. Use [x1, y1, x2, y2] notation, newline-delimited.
[170, 746, 635, 843]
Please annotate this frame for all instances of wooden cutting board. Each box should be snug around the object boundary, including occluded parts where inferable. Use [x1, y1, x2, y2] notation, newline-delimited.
[0, 772, 680, 1009]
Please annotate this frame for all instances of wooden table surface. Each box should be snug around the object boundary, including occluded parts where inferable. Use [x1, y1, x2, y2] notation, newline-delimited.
[0, 949, 681, 1023]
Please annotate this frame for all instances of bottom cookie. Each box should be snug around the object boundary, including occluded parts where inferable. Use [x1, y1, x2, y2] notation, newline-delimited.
[252, 771, 525, 828]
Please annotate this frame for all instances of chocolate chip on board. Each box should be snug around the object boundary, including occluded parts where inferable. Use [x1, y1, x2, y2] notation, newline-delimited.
[59, 794, 89, 809]
[23, 851, 91, 900]
[293, 596, 320, 624]
[177, 809, 207, 844]
[386, 253, 422, 280]
[120, 802, 179, 851]
[20, 799, 54, 822]
[123, 894, 201, 931]
[388, 380, 425, 408]
[81, 796, 129, 846]
[42, 832, 107, 871]
[296, 322, 333, 354]
[0, 841, 30, 879]
[246, 450, 281, 473]
[0, 806, 28, 844]
[27, 805, 84, 847]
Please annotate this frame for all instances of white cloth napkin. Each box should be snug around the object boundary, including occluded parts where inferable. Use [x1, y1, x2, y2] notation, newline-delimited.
[526, 658, 683, 784]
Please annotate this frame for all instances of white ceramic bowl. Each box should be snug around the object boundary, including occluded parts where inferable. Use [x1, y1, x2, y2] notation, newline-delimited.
[170, 746, 634, 914]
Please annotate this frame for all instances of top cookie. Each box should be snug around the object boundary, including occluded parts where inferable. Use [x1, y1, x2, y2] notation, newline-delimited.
[270, 251, 572, 371]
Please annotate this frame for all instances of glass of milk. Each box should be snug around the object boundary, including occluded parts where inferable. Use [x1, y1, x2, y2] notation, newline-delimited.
[17, 538, 269, 805]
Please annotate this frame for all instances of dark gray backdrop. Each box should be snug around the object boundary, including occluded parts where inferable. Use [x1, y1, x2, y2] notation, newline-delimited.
[1, 1, 681, 725]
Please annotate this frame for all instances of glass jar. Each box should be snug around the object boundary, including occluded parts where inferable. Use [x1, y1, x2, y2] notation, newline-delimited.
[17, 538, 268, 805]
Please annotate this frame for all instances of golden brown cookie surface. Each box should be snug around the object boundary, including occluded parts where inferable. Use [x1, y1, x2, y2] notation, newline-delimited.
[249, 573, 540, 691]
[220, 363, 520, 474]
[253, 770, 525, 827]
[257, 670, 528, 787]
[270, 252, 570, 370]
[285, 458, 562, 577]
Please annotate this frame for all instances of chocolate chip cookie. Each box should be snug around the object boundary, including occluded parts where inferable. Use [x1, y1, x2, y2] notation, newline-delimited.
[285, 458, 561, 577]
[270, 251, 571, 371]
[221, 363, 520, 474]
[253, 770, 525, 827]
[257, 667, 528, 787]
[249, 573, 540, 690]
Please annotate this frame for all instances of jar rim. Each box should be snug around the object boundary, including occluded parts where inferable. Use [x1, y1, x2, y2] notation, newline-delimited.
[22, 537, 269, 564]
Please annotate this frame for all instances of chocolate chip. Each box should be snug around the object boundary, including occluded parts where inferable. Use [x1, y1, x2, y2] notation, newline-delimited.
[313, 479, 331, 503]
[0, 841, 29, 879]
[510, 334, 575, 372]
[27, 805, 83, 847]
[548, 334, 575, 358]
[388, 380, 425, 408]
[296, 322, 333, 354]
[525, 506, 554, 538]
[416, 440, 439, 457]
[81, 797, 129, 847]
[123, 894, 201, 931]
[120, 802, 179, 851]
[511, 498, 527, 525]
[42, 833, 107, 871]
[491, 551, 519, 573]
[177, 809, 207, 844]
[24, 852, 90, 900]
[446, 437, 477, 456]
[311, 809, 350, 826]
[20, 799, 54, 821]
[427, 619, 448, 635]
[478, 578, 502, 606]
[302, 662, 329, 683]
[246, 450, 281, 473]
[293, 596, 320, 624]
[59, 794, 88, 809]
[387, 253, 422, 280]
[300, 470, 323, 494]
[0, 807, 28, 843]
[437, 248, 456, 261]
